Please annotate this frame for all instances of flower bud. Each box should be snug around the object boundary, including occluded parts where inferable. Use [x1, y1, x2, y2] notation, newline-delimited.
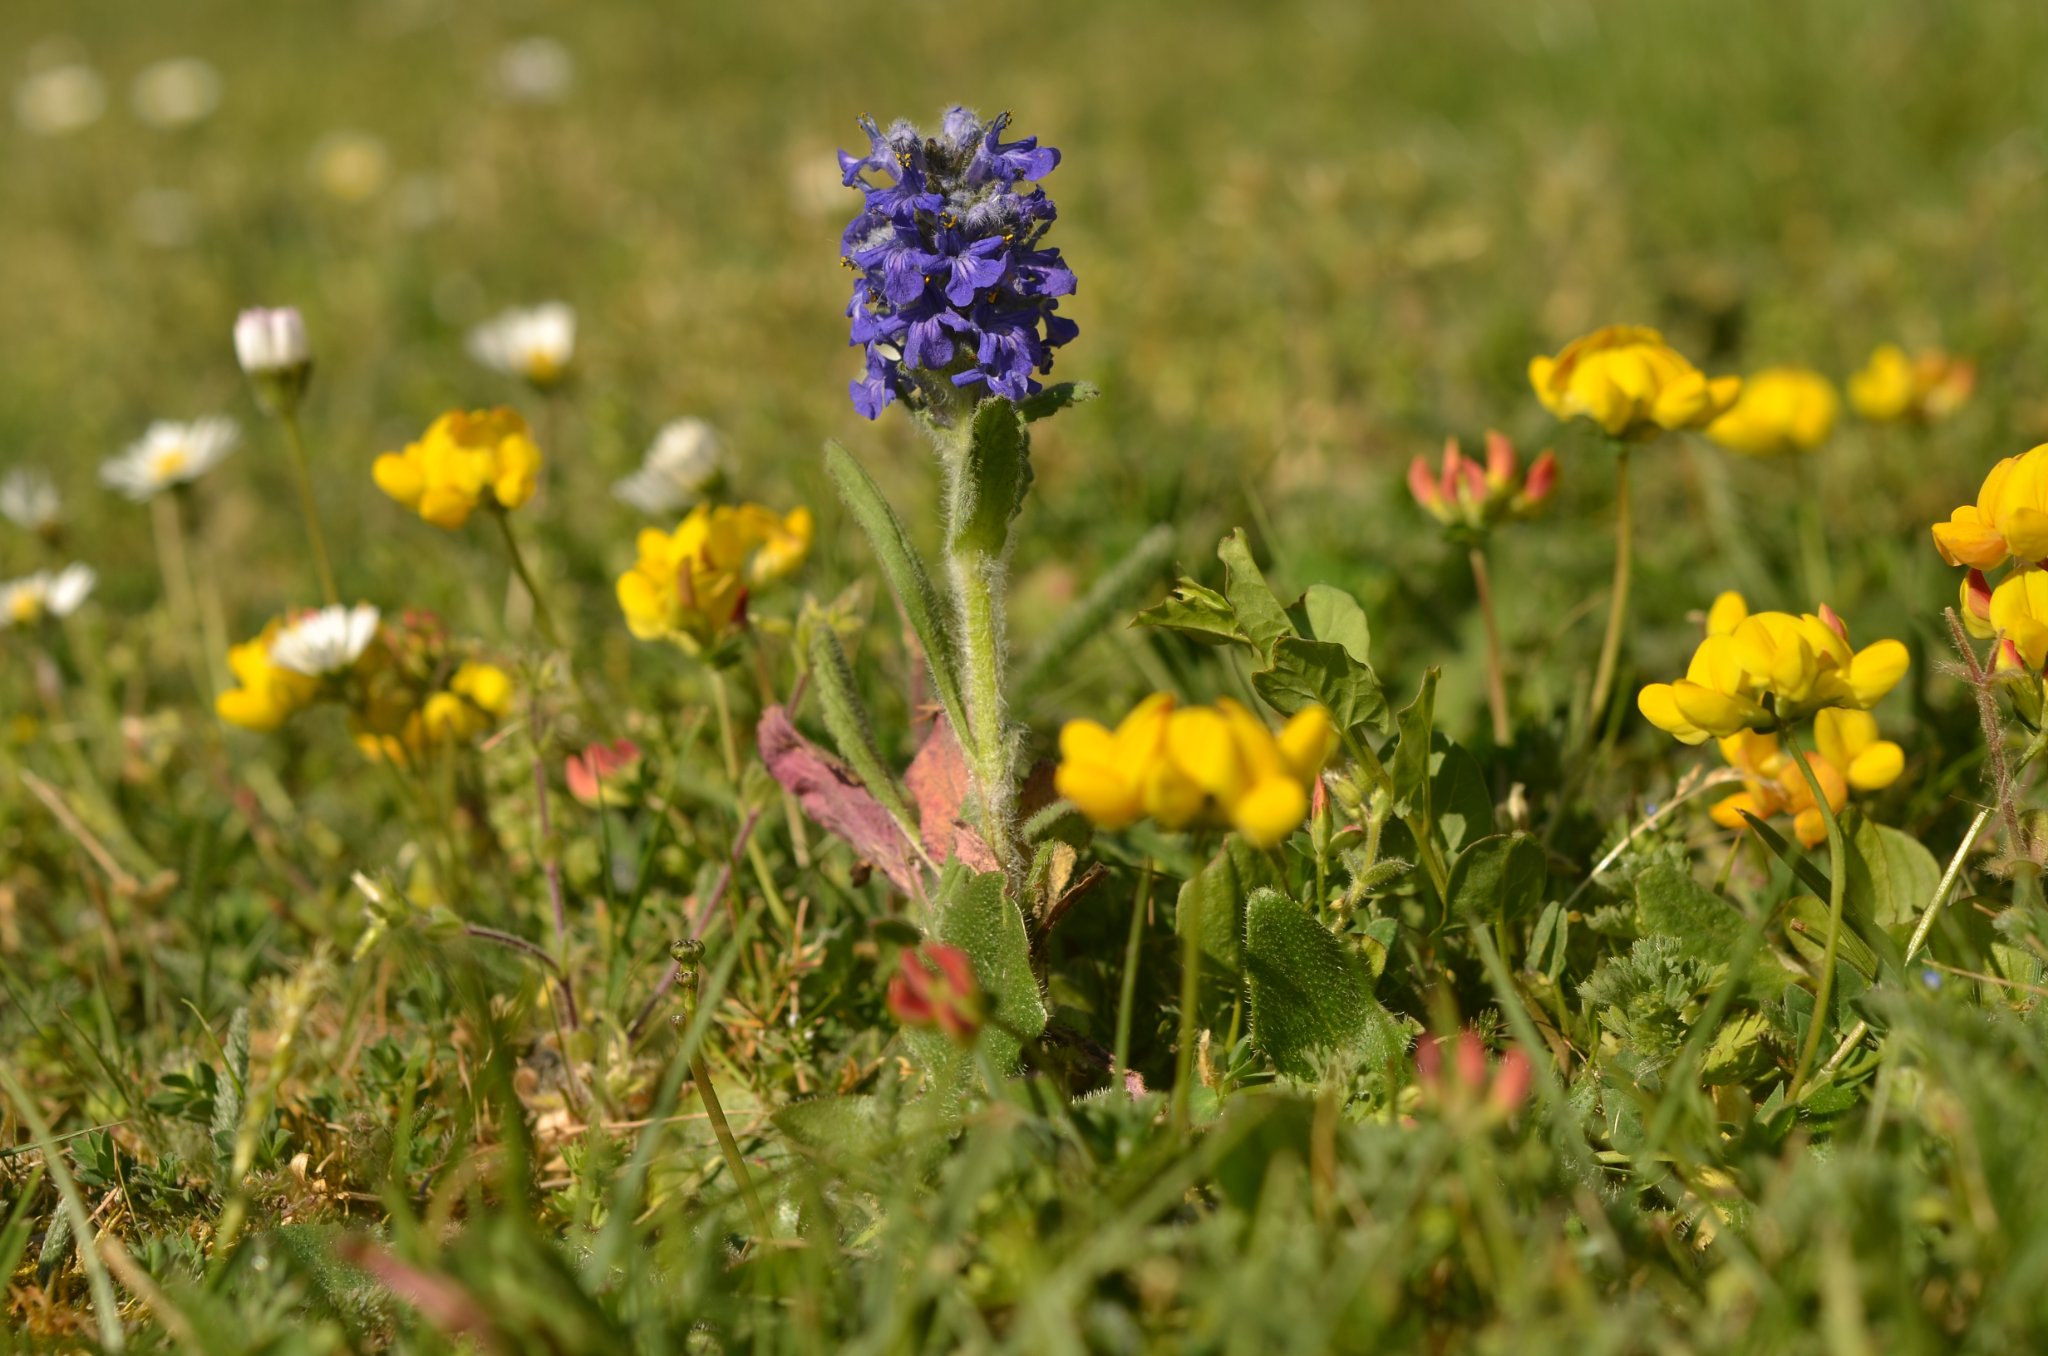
[235, 306, 313, 416]
[1961, 569, 1995, 638]
[1407, 454, 1448, 520]
[1517, 450, 1559, 510]
[1482, 429, 1517, 491]
[886, 942, 983, 1044]
[565, 738, 643, 807]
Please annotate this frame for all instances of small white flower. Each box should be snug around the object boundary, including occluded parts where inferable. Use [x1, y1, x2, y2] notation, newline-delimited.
[101, 417, 240, 502]
[468, 302, 575, 386]
[0, 564, 95, 628]
[268, 604, 380, 676]
[130, 57, 221, 130]
[496, 37, 574, 105]
[613, 418, 726, 515]
[0, 469, 60, 533]
[235, 307, 311, 375]
[15, 62, 105, 137]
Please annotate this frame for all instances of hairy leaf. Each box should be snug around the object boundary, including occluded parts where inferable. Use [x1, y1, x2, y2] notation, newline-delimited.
[1245, 888, 1401, 1079]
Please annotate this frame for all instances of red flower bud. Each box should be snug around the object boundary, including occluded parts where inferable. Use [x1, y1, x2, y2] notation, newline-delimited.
[887, 942, 983, 1044]
[1483, 429, 1518, 489]
[1818, 603, 1848, 643]
[1521, 449, 1558, 505]
[565, 738, 642, 806]
[1407, 455, 1445, 514]
[1964, 569, 1993, 624]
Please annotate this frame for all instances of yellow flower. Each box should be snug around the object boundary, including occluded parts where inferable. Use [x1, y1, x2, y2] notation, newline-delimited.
[373, 408, 542, 530]
[1638, 593, 1908, 744]
[1930, 445, 2048, 571]
[216, 620, 324, 731]
[1707, 710, 1901, 849]
[1849, 344, 1975, 424]
[1528, 325, 1740, 441]
[356, 660, 515, 764]
[1704, 366, 1839, 456]
[1055, 695, 1336, 848]
[615, 502, 813, 647]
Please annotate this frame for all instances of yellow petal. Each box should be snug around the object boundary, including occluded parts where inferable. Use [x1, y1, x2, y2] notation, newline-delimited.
[1276, 706, 1337, 782]
[1845, 639, 1909, 706]
[1167, 707, 1244, 800]
[1706, 591, 1749, 636]
[1056, 762, 1144, 830]
[1669, 681, 1767, 738]
[1230, 776, 1309, 848]
[1847, 740, 1904, 792]
[1638, 683, 1708, 744]
[372, 451, 424, 507]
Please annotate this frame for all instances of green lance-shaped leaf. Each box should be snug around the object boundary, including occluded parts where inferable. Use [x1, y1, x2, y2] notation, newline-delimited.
[212, 1005, 250, 1175]
[1016, 379, 1101, 422]
[824, 440, 974, 759]
[1445, 833, 1547, 927]
[1245, 888, 1402, 1080]
[1251, 636, 1389, 735]
[947, 396, 1033, 559]
[1216, 528, 1294, 656]
[808, 626, 920, 841]
[1016, 523, 1175, 700]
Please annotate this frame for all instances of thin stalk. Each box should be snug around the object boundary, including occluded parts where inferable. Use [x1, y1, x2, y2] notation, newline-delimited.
[675, 944, 771, 1238]
[706, 665, 742, 784]
[1111, 858, 1154, 1091]
[1171, 881, 1202, 1132]
[528, 714, 579, 1030]
[1792, 454, 1834, 607]
[151, 491, 214, 702]
[1787, 729, 1847, 1102]
[491, 506, 563, 650]
[280, 411, 340, 606]
[1587, 443, 1632, 733]
[1469, 543, 1511, 746]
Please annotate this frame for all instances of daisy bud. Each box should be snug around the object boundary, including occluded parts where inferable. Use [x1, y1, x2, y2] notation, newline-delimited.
[235, 306, 313, 416]
[1961, 569, 1995, 637]
[886, 942, 983, 1045]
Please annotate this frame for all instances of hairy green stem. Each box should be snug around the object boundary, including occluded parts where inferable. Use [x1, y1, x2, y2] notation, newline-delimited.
[1787, 729, 1847, 1102]
[280, 410, 340, 606]
[1587, 444, 1632, 734]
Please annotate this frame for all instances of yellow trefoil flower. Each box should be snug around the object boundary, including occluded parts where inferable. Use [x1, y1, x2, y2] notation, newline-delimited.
[1637, 591, 1908, 744]
[615, 502, 814, 648]
[1528, 326, 1740, 441]
[1849, 343, 1975, 424]
[1930, 444, 2048, 571]
[1054, 695, 1337, 849]
[1709, 708, 1902, 848]
[1704, 366, 1839, 456]
[216, 620, 325, 732]
[355, 660, 515, 764]
[373, 408, 542, 530]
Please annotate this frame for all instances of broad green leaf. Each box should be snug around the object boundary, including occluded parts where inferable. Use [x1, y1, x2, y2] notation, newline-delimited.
[824, 442, 972, 758]
[950, 396, 1032, 558]
[1390, 670, 1439, 821]
[924, 865, 1047, 1074]
[1300, 583, 1371, 664]
[1446, 834, 1547, 926]
[1781, 895, 1879, 983]
[1016, 380, 1101, 422]
[1635, 862, 1748, 965]
[773, 1095, 889, 1159]
[1130, 577, 1253, 648]
[1176, 836, 1287, 976]
[1428, 736, 1494, 856]
[1217, 529, 1294, 655]
[1845, 815, 1941, 931]
[1244, 888, 1402, 1079]
[1251, 636, 1390, 735]
[1701, 1012, 1773, 1084]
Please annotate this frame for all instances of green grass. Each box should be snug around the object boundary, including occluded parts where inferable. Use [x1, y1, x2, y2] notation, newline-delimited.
[8, 0, 2048, 1350]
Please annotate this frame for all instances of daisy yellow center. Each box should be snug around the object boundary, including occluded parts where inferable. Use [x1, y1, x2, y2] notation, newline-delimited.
[151, 446, 189, 479]
[521, 350, 563, 384]
[9, 592, 41, 625]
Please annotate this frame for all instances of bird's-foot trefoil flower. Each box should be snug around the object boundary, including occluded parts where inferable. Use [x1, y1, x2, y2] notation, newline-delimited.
[468, 303, 575, 389]
[1407, 430, 1558, 538]
[373, 408, 542, 530]
[1705, 366, 1839, 456]
[838, 107, 1076, 418]
[1850, 343, 1975, 424]
[615, 502, 814, 652]
[1709, 710, 1903, 848]
[1930, 444, 2048, 571]
[613, 418, 725, 516]
[1527, 326, 1740, 441]
[101, 417, 239, 501]
[1637, 591, 1909, 744]
[1055, 695, 1337, 848]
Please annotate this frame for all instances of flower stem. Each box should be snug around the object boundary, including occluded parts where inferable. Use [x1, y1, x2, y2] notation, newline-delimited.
[280, 411, 340, 607]
[1587, 443, 1633, 733]
[677, 946, 771, 1238]
[491, 507, 563, 650]
[151, 491, 214, 703]
[1171, 880, 1202, 1132]
[706, 664, 742, 784]
[1787, 729, 1847, 1102]
[1112, 857, 1154, 1092]
[1469, 543, 1511, 747]
[952, 549, 1015, 871]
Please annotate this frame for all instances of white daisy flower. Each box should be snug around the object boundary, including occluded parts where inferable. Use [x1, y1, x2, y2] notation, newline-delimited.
[1, 564, 96, 628]
[496, 37, 574, 105]
[15, 62, 105, 137]
[268, 604, 380, 676]
[130, 57, 221, 131]
[468, 302, 575, 386]
[101, 417, 239, 502]
[613, 418, 726, 515]
[234, 306, 311, 375]
[0, 469, 60, 533]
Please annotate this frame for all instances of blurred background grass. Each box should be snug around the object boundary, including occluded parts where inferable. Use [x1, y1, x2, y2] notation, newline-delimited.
[6, 0, 2048, 761]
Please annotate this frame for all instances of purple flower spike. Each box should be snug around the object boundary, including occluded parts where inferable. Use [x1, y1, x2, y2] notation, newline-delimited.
[836, 107, 1078, 418]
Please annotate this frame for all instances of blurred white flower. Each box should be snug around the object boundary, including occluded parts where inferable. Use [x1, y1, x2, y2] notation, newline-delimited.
[129, 187, 198, 249]
[310, 130, 391, 203]
[0, 469, 61, 533]
[101, 417, 239, 502]
[1, 564, 96, 628]
[468, 302, 575, 387]
[269, 603, 379, 676]
[15, 62, 105, 137]
[613, 418, 726, 515]
[130, 57, 221, 130]
[497, 36, 574, 105]
[235, 306, 311, 375]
